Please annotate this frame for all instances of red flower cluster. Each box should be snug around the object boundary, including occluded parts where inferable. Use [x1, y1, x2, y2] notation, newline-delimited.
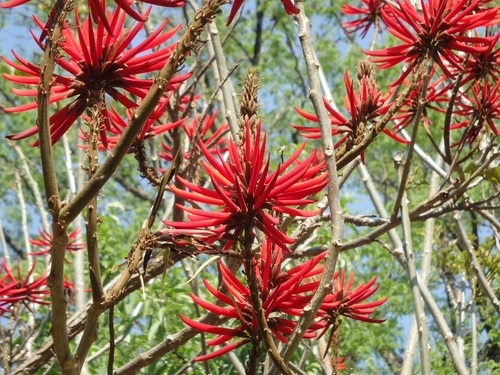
[180, 241, 387, 360]
[28, 227, 85, 256]
[179, 240, 325, 360]
[0, 0, 185, 22]
[227, 0, 299, 25]
[292, 70, 408, 145]
[159, 110, 229, 162]
[451, 81, 500, 144]
[3, 8, 190, 146]
[89, 0, 185, 25]
[342, 0, 385, 38]
[164, 120, 327, 251]
[0, 259, 49, 314]
[79, 100, 185, 151]
[319, 270, 387, 325]
[456, 33, 500, 86]
[364, 0, 499, 86]
[391, 74, 449, 131]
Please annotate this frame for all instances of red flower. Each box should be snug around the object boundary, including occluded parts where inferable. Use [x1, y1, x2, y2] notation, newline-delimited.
[364, 0, 499, 86]
[391, 74, 449, 131]
[292, 70, 409, 145]
[342, 0, 386, 38]
[318, 270, 387, 324]
[89, 0, 185, 25]
[451, 81, 500, 144]
[163, 120, 328, 251]
[0, 0, 185, 22]
[179, 240, 325, 360]
[226, 0, 299, 25]
[457, 33, 500, 85]
[79, 100, 185, 151]
[3, 8, 190, 145]
[314, 270, 387, 356]
[336, 356, 347, 371]
[27, 227, 85, 256]
[159, 110, 229, 162]
[0, 259, 50, 314]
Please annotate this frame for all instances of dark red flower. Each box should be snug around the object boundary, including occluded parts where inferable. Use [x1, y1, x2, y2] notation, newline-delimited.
[163, 120, 328, 251]
[3, 8, 190, 145]
[159, 110, 229, 162]
[0, 0, 185, 22]
[178, 93, 202, 113]
[226, 0, 299, 25]
[342, 0, 386, 38]
[0, 259, 50, 314]
[336, 356, 347, 371]
[179, 240, 325, 360]
[292, 70, 409, 145]
[391, 74, 449, 131]
[364, 0, 499, 86]
[88, 0, 185, 25]
[456, 33, 500, 85]
[314, 270, 386, 356]
[451, 80, 500, 144]
[318, 270, 387, 324]
[79, 99, 185, 151]
[27, 227, 85, 256]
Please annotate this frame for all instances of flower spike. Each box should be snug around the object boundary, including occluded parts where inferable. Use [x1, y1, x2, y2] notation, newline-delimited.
[164, 120, 327, 251]
[3, 8, 190, 146]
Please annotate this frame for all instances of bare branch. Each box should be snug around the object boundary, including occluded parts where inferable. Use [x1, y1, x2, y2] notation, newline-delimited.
[397, 155, 431, 375]
[277, 2, 345, 367]
[455, 217, 500, 314]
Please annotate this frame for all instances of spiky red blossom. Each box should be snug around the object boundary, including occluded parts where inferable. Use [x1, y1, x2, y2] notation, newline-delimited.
[88, 0, 185, 25]
[2, 8, 190, 146]
[79, 100, 185, 151]
[226, 0, 299, 25]
[178, 93, 202, 113]
[159, 110, 229, 162]
[391, 75, 449, 131]
[451, 81, 500, 144]
[455, 33, 500, 85]
[0, 0, 185, 23]
[342, 0, 386, 38]
[364, 0, 499, 86]
[0, 259, 49, 314]
[292, 70, 409, 145]
[336, 356, 347, 371]
[319, 270, 387, 324]
[27, 228, 85, 256]
[179, 240, 325, 360]
[314, 270, 386, 355]
[164, 120, 328, 251]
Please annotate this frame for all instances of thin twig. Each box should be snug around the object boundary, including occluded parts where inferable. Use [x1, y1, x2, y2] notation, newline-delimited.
[13, 144, 50, 230]
[84, 103, 105, 304]
[471, 301, 478, 375]
[107, 306, 115, 375]
[390, 61, 433, 220]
